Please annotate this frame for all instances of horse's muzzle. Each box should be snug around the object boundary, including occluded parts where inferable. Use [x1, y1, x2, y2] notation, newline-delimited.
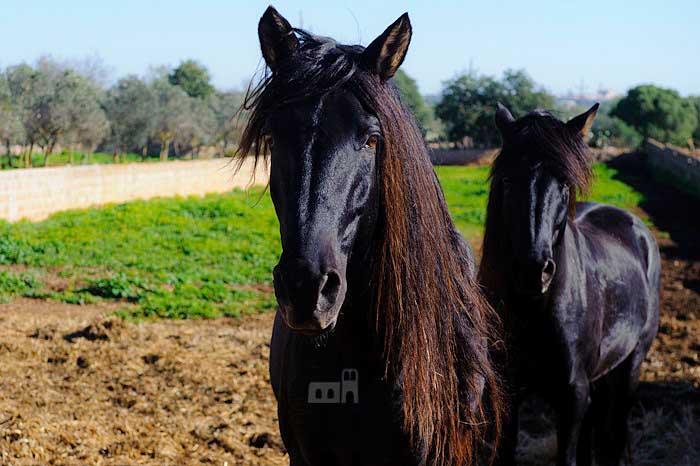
[273, 258, 346, 334]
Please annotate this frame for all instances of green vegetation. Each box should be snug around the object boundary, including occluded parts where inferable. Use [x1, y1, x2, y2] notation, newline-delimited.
[435, 69, 554, 146]
[393, 70, 437, 139]
[612, 85, 698, 147]
[0, 164, 649, 319]
[168, 59, 215, 100]
[0, 189, 280, 318]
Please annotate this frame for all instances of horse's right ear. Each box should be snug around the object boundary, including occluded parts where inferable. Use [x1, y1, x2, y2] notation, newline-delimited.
[495, 103, 516, 140]
[361, 13, 412, 81]
[258, 6, 299, 72]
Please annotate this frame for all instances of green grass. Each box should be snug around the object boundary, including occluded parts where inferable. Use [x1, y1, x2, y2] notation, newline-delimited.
[0, 163, 650, 319]
[1, 151, 158, 169]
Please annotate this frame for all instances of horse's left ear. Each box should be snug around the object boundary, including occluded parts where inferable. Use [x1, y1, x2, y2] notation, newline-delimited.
[361, 13, 412, 81]
[567, 103, 599, 137]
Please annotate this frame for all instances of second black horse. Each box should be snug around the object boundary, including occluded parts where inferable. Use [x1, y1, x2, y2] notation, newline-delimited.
[480, 104, 660, 466]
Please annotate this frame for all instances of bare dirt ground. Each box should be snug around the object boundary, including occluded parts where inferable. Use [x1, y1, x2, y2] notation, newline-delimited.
[0, 157, 697, 465]
[0, 298, 286, 466]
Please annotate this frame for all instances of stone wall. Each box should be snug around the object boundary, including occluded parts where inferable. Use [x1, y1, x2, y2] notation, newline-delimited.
[643, 139, 700, 200]
[0, 158, 268, 222]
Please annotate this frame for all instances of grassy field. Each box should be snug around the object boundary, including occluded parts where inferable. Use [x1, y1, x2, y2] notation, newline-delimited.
[0, 163, 647, 319]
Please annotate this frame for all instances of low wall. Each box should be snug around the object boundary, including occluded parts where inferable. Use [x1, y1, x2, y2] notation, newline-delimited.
[429, 148, 498, 165]
[643, 139, 700, 200]
[0, 158, 268, 222]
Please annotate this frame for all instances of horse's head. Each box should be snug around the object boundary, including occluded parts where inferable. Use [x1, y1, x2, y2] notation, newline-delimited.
[493, 103, 598, 294]
[255, 7, 412, 334]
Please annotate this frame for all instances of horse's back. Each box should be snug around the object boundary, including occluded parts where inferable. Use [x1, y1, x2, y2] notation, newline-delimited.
[573, 202, 660, 379]
[575, 202, 660, 286]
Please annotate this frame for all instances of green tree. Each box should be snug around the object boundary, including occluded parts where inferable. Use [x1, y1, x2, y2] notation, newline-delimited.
[392, 70, 433, 134]
[435, 69, 553, 146]
[105, 76, 157, 160]
[689, 96, 700, 142]
[0, 73, 25, 167]
[590, 115, 642, 148]
[611, 85, 698, 146]
[168, 60, 214, 99]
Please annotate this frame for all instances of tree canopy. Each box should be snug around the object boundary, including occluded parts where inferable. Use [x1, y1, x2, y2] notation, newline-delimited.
[611, 85, 698, 146]
[435, 69, 554, 146]
[393, 70, 433, 134]
[168, 60, 215, 99]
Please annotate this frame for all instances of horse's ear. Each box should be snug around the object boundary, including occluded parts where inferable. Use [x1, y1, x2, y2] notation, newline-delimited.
[361, 13, 412, 81]
[567, 103, 599, 137]
[495, 102, 516, 140]
[258, 6, 299, 72]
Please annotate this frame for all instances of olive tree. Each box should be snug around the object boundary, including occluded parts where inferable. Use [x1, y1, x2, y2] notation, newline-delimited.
[105, 76, 156, 160]
[0, 73, 25, 167]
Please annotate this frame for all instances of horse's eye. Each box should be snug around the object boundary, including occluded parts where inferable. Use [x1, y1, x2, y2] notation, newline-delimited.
[364, 135, 379, 150]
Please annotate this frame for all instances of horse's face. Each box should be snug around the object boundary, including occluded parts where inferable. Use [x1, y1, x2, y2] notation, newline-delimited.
[501, 165, 568, 294]
[256, 6, 411, 334]
[267, 90, 380, 334]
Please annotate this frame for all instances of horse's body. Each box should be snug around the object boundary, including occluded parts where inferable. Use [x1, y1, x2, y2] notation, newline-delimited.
[240, 7, 502, 466]
[481, 105, 660, 466]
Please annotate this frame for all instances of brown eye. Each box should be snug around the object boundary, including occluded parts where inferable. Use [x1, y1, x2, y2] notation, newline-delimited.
[365, 135, 379, 149]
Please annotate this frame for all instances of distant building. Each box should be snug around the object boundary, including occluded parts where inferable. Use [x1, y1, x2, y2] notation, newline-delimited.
[557, 88, 622, 109]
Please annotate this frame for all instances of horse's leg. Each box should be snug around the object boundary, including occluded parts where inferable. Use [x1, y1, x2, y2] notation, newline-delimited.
[575, 407, 594, 466]
[556, 377, 590, 466]
[595, 352, 641, 466]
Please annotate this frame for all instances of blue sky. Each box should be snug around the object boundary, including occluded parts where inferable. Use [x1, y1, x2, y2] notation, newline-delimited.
[1, 1, 698, 96]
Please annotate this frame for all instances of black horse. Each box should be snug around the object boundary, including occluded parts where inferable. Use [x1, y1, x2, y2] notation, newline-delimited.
[236, 7, 503, 466]
[480, 104, 660, 466]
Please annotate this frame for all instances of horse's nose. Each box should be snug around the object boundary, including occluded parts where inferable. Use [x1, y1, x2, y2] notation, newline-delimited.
[541, 259, 556, 293]
[273, 259, 346, 333]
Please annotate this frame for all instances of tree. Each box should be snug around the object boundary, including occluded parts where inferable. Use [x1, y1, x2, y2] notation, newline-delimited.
[611, 85, 698, 146]
[173, 96, 216, 158]
[435, 69, 553, 146]
[393, 70, 433, 135]
[168, 60, 214, 99]
[0, 73, 25, 167]
[590, 115, 642, 148]
[208, 91, 244, 154]
[105, 76, 157, 160]
[61, 72, 109, 164]
[151, 78, 191, 160]
[689, 96, 700, 143]
[6, 63, 43, 166]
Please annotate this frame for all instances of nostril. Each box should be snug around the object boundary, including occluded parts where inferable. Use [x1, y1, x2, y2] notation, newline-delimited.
[319, 270, 341, 306]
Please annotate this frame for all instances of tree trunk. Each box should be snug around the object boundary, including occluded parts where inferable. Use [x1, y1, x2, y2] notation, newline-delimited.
[68, 144, 74, 165]
[26, 143, 34, 168]
[113, 149, 119, 164]
[141, 145, 147, 162]
[6, 140, 12, 168]
[43, 143, 53, 167]
[159, 139, 170, 161]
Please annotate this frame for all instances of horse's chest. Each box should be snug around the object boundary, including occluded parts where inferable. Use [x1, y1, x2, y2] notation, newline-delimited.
[280, 361, 413, 465]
